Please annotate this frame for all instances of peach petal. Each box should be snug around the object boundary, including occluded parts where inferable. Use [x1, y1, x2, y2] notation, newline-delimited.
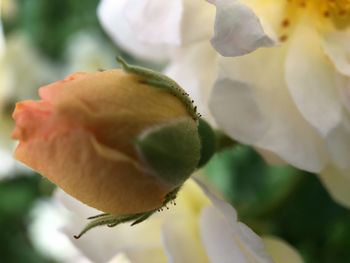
[15, 128, 169, 214]
[12, 100, 53, 141]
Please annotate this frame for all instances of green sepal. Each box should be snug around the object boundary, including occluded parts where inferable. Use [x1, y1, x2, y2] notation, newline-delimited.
[197, 118, 216, 168]
[117, 56, 200, 121]
[135, 118, 200, 187]
[74, 188, 181, 239]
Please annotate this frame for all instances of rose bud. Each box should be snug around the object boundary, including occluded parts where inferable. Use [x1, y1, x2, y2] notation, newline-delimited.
[12, 58, 216, 237]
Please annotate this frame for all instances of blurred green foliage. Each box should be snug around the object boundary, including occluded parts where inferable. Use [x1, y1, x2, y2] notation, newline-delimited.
[0, 175, 55, 263]
[4, 0, 111, 59]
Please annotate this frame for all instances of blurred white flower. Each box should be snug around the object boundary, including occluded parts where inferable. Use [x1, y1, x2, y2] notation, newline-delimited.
[29, 200, 92, 263]
[0, 33, 58, 177]
[50, 177, 303, 263]
[63, 31, 117, 74]
[208, 0, 350, 209]
[263, 236, 304, 263]
[98, 0, 350, 208]
[1, 0, 17, 20]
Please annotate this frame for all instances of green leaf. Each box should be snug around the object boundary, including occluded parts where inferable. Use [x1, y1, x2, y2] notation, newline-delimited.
[135, 118, 200, 187]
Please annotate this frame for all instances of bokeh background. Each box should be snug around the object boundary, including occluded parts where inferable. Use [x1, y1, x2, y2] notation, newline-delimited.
[1, 1, 350, 262]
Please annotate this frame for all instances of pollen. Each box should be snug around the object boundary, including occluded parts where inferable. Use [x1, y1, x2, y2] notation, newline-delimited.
[277, 0, 350, 42]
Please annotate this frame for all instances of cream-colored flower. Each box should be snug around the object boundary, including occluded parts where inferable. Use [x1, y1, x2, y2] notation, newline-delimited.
[50, 177, 303, 263]
[98, 0, 350, 208]
[209, 0, 350, 209]
[29, 200, 93, 263]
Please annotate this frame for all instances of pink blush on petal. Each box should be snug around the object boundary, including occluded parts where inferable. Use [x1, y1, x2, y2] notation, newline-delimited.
[12, 100, 54, 141]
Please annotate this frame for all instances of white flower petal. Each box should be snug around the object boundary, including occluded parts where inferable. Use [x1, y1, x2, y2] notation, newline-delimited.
[124, 0, 215, 46]
[209, 0, 275, 57]
[209, 77, 269, 144]
[285, 22, 342, 137]
[322, 29, 350, 77]
[319, 166, 350, 209]
[238, 223, 274, 263]
[54, 186, 100, 217]
[29, 200, 88, 263]
[165, 41, 218, 123]
[179, 0, 216, 44]
[55, 189, 164, 263]
[338, 78, 350, 113]
[0, 149, 16, 178]
[200, 206, 247, 263]
[125, 250, 167, 263]
[199, 206, 273, 263]
[122, 0, 183, 46]
[97, 0, 169, 61]
[63, 31, 116, 74]
[324, 124, 350, 172]
[161, 215, 209, 263]
[98, 0, 215, 61]
[107, 253, 132, 263]
[262, 236, 304, 263]
[195, 178, 237, 227]
[211, 48, 328, 172]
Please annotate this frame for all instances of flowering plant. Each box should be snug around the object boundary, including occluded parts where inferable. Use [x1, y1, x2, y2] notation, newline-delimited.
[98, 0, 350, 209]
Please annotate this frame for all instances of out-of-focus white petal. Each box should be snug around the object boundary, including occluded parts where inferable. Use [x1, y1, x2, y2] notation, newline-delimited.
[56, 177, 278, 263]
[319, 166, 350, 209]
[339, 78, 350, 113]
[285, 22, 342, 137]
[324, 125, 350, 172]
[209, 77, 269, 144]
[97, 0, 169, 61]
[29, 200, 92, 263]
[64, 31, 116, 74]
[200, 206, 247, 263]
[255, 148, 287, 166]
[165, 41, 218, 123]
[196, 178, 272, 263]
[124, 250, 167, 263]
[161, 216, 209, 263]
[0, 149, 16, 178]
[322, 123, 350, 208]
[200, 206, 273, 263]
[180, 0, 215, 44]
[242, 0, 287, 38]
[209, 0, 275, 57]
[195, 178, 237, 224]
[55, 189, 165, 263]
[237, 223, 273, 263]
[124, 0, 215, 46]
[98, 0, 215, 61]
[210, 48, 328, 172]
[262, 236, 304, 263]
[322, 29, 350, 77]
[107, 253, 132, 263]
[122, 0, 182, 46]
[0, 33, 58, 101]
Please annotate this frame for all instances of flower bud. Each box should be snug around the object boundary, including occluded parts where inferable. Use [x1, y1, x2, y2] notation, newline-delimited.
[12, 59, 205, 219]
